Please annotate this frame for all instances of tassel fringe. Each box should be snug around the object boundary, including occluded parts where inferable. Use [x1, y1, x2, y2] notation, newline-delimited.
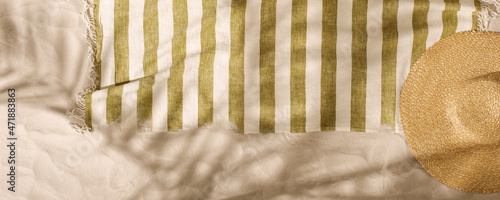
[68, 0, 99, 134]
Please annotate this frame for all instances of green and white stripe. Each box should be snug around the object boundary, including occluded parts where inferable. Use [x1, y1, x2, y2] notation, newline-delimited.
[320, 0, 336, 132]
[259, 0, 277, 133]
[99, 0, 116, 87]
[86, 0, 481, 133]
[275, 0, 292, 133]
[395, 0, 420, 133]
[335, 0, 352, 132]
[305, 0, 322, 132]
[381, 0, 399, 131]
[229, 0, 246, 132]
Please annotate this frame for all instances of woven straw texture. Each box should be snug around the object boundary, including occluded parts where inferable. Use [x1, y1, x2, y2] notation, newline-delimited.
[401, 31, 500, 194]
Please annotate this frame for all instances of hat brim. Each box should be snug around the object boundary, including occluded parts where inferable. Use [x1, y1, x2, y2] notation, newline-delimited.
[400, 31, 500, 193]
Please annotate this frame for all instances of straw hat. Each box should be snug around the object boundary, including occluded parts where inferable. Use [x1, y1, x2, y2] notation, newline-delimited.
[400, 31, 500, 194]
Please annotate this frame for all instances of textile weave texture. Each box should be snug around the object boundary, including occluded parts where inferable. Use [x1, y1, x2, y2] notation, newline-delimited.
[80, 0, 481, 133]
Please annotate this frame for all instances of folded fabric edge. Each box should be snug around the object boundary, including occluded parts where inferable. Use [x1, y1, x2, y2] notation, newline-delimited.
[478, 0, 500, 30]
[68, 0, 99, 134]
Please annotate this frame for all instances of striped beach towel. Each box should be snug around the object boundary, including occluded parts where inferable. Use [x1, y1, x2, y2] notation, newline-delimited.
[75, 0, 482, 133]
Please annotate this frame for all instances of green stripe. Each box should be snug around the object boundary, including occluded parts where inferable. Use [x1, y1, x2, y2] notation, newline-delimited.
[229, 0, 246, 133]
[260, 0, 277, 133]
[199, 0, 217, 126]
[85, 93, 93, 130]
[168, 0, 188, 131]
[411, 0, 429, 66]
[94, 0, 102, 89]
[350, 0, 368, 132]
[137, 0, 159, 130]
[290, 0, 307, 133]
[106, 85, 124, 124]
[321, 0, 337, 131]
[381, 0, 399, 129]
[441, 0, 460, 39]
[114, 0, 130, 83]
[472, 0, 481, 30]
[143, 0, 159, 77]
[137, 77, 155, 130]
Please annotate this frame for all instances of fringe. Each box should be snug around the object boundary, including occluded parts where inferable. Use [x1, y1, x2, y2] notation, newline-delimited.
[68, 0, 99, 134]
[478, 0, 500, 31]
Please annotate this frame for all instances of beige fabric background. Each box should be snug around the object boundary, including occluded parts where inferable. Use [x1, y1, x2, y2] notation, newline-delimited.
[0, 0, 499, 199]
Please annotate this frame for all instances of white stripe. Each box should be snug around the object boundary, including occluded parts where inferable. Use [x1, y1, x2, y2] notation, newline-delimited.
[153, 0, 173, 131]
[213, 0, 231, 123]
[99, 0, 115, 87]
[457, 0, 475, 31]
[121, 81, 141, 127]
[91, 89, 108, 127]
[152, 72, 170, 131]
[336, 0, 353, 131]
[128, 0, 145, 81]
[426, 0, 445, 48]
[365, 0, 383, 133]
[395, 0, 415, 133]
[244, 0, 261, 133]
[183, 0, 203, 129]
[305, 0, 322, 132]
[158, 0, 174, 75]
[274, 0, 292, 133]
